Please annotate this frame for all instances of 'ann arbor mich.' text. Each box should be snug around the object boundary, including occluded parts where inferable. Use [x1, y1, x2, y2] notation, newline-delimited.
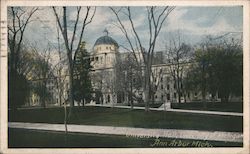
[150, 139, 213, 147]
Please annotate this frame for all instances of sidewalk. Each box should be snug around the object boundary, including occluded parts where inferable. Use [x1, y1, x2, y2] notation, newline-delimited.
[85, 104, 243, 117]
[8, 122, 243, 143]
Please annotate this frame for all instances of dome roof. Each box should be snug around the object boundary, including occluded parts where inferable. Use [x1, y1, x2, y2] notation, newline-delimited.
[94, 35, 118, 47]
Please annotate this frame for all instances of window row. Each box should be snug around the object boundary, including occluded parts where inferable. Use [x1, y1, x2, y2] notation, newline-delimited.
[91, 55, 113, 64]
[96, 46, 113, 51]
[154, 92, 191, 100]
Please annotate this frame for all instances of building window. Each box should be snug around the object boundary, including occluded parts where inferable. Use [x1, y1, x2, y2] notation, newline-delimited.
[167, 84, 170, 90]
[133, 78, 136, 83]
[100, 57, 103, 63]
[161, 84, 163, 90]
[174, 93, 176, 99]
[167, 94, 170, 100]
[107, 95, 110, 103]
[106, 46, 108, 50]
[155, 95, 157, 99]
[161, 94, 164, 100]
[95, 57, 99, 61]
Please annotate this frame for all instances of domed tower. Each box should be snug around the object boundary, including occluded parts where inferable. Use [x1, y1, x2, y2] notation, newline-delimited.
[92, 30, 119, 69]
[91, 30, 120, 105]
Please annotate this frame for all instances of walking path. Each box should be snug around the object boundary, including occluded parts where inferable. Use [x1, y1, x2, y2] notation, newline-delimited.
[85, 104, 243, 117]
[9, 122, 243, 143]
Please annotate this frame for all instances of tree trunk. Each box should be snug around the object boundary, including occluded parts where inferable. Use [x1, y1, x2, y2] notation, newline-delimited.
[178, 89, 181, 103]
[58, 70, 62, 106]
[152, 93, 155, 104]
[68, 63, 74, 118]
[64, 103, 68, 134]
[144, 69, 150, 112]
[130, 79, 133, 110]
[144, 85, 150, 112]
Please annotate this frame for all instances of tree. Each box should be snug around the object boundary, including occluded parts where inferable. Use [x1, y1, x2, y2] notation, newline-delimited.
[53, 25, 68, 107]
[184, 49, 209, 103]
[207, 40, 242, 102]
[165, 32, 192, 103]
[8, 7, 38, 109]
[185, 37, 243, 103]
[73, 42, 92, 106]
[110, 6, 175, 111]
[115, 53, 143, 109]
[8, 66, 30, 109]
[52, 6, 96, 116]
[29, 43, 55, 107]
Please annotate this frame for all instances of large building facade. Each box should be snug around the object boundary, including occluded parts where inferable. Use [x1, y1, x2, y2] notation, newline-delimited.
[89, 33, 206, 106]
[25, 32, 241, 108]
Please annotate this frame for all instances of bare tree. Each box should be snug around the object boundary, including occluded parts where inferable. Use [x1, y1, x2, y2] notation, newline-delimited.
[52, 6, 96, 117]
[115, 53, 142, 109]
[165, 32, 191, 103]
[8, 7, 39, 109]
[110, 6, 175, 111]
[8, 7, 38, 73]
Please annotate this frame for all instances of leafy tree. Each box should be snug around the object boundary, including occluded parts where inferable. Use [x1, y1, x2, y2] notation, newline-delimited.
[8, 46, 39, 109]
[185, 38, 243, 103]
[31, 56, 53, 108]
[207, 43, 242, 102]
[8, 69, 30, 109]
[73, 42, 92, 106]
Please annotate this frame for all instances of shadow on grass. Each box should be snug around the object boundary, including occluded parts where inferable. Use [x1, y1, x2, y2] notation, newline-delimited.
[8, 128, 243, 148]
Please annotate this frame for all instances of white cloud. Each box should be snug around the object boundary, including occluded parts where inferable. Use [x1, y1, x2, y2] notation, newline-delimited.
[165, 8, 240, 37]
[19, 6, 242, 53]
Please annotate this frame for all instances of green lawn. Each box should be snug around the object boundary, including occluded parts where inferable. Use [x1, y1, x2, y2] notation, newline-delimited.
[171, 102, 243, 113]
[8, 128, 242, 148]
[9, 106, 243, 132]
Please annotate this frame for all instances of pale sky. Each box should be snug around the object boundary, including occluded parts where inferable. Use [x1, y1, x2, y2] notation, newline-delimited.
[12, 6, 243, 54]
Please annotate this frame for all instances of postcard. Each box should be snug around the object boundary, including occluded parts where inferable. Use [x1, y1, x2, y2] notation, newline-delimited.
[0, 0, 249, 154]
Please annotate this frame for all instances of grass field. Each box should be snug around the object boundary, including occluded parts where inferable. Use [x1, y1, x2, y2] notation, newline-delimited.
[8, 128, 243, 148]
[171, 102, 243, 113]
[9, 106, 243, 132]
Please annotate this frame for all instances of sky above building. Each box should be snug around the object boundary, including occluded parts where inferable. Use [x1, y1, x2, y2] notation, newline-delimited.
[12, 6, 243, 54]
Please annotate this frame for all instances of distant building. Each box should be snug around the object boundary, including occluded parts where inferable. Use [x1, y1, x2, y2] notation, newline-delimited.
[25, 51, 69, 107]
[25, 32, 241, 108]
[89, 32, 206, 105]
[90, 33, 120, 105]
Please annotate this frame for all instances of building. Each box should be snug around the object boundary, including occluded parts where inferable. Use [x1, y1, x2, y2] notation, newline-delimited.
[25, 32, 241, 108]
[89, 32, 202, 106]
[90, 33, 120, 105]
